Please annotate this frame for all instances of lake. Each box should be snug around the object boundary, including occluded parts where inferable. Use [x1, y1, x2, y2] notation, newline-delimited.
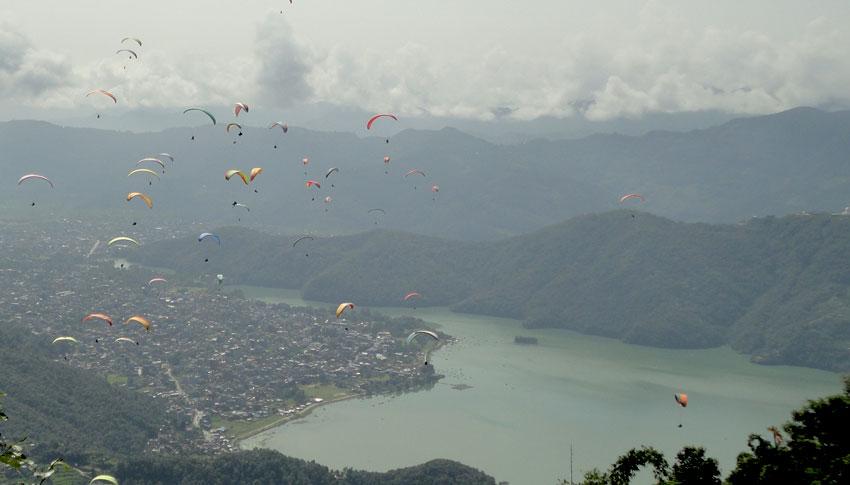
[235, 285, 841, 484]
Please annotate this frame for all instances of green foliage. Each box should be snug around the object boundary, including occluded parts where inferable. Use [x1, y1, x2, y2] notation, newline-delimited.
[112, 450, 495, 485]
[727, 376, 850, 484]
[0, 322, 182, 465]
[582, 376, 849, 484]
[134, 212, 850, 371]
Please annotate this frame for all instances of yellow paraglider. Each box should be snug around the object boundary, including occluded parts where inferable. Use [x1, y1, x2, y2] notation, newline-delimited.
[126, 192, 153, 209]
[225, 169, 249, 185]
[127, 168, 160, 180]
[107, 236, 140, 247]
[90, 475, 119, 485]
[125, 315, 151, 332]
[336, 302, 355, 318]
[52, 336, 79, 345]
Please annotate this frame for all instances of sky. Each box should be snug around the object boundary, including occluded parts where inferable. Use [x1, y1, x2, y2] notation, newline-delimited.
[2, 0, 850, 125]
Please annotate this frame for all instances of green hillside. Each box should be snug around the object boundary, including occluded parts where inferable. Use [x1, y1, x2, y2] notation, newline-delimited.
[132, 211, 850, 371]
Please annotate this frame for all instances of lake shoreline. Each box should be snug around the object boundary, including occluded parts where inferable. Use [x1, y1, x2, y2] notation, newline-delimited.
[236, 392, 361, 443]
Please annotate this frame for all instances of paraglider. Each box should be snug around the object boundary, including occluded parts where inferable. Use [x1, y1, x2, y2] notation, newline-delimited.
[148, 277, 168, 285]
[52, 336, 79, 345]
[305, 180, 321, 200]
[136, 157, 165, 169]
[336, 302, 355, 318]
[17, 173, 54, 188]
[249, 167, 263, 182]
[121, 37, 143, 47]
[115, 337, 138, 345]
[404, 169, 426, 190]
[431, 184, 440, 201]
[125, 315, 151, 332]
[324, 196, 332, 211]
[126, 192, 153, 209]
[158, 153, 175, 163]
[325, 167, 339, 178]
[366, 113, 398, 130]
[86, 89, 118, 104]
[270, 121, 289, 133]
[116, 49, 138, 59]
[293, 235, 313, 256]
[107, 236, 139, 247]
[90, 475, 119, 485]
[619, 193, 644, 203]
[82, 313, 113, 326]
[406, 330, 439, 365]
[127, 168, 160, 180]
[198, 232, 221, 245]
[217, 274, 224, 286]
[234, 102, 249, 117]
[302, 157, 310, 175]
[383, 155, 391, 174]
[368, 208, 385, 224]
[406, 329, 439, 344]
[404, 291, 421, 302]
[233, 202, 250, 211]
[183, 107, 217, 125]
[674, 393, 688, 428]
[226, 122, 243, 134]
[225, 169, 249, 185]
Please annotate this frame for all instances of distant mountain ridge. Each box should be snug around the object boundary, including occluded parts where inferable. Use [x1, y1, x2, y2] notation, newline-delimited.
[3, 107, 850, 240]
[132, 211, 850, 372]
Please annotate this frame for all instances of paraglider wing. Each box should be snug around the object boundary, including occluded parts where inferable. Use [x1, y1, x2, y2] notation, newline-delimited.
[292, 235, 314, 247]
[127, 168, 160, 180]
[107, 236, 139, 247]
[366, 113, 398, 130]
[17, 174, 54, 188]
[82, 313, 113, 326]
[234, 102, 249, 117]
[183, 107, 217, 125]
[125, 315, 151, 332]
[406, 330, 439, 344]
[249, 167, 263, 182]
[431, 184, 440, 193]
[126, 192, 153, 209]
[52, 336, 79, 345]
[367, 208, 386, 215]
[136, 158, 165, 169]
[619, 193, 645, 203]
[115, 337, 136, 344]
[198, 232, 221, 245]
[90, 475, 119, 485]
[305, 180, 321, 189]
[325, 167, 339, 178]
[121, 37, 142, 46]
[116, 49, 138, 59]
[226, 122, 242, 133]
[269, 121, 289, 133]
[148, 277, 168, 285]
[674, 393, 688, 408]
[324, 196, 333, 204]
[404, 169, 426, 178]
[158, 153, 175, 163]
[234, 203, 250, 211]
[86, 89, 118, 103]
[336, 302, 354, 318]
[403, 291, 421, 301]
[225, 169, 249, 185]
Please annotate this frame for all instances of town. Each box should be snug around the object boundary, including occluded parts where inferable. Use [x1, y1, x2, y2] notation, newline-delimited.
[0, 218, 445, 454]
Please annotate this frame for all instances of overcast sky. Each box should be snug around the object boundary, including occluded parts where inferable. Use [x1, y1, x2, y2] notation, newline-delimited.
[2, 0, 850, 123]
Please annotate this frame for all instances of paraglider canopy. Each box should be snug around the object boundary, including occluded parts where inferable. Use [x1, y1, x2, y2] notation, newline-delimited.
[674, 393, 688, 407]
[366, 113, 398, 130]
[17, 173, 54, 188]
[336, 302, 354, 318]
[619, 193, 645, 203]
[198, 232, 221, 245]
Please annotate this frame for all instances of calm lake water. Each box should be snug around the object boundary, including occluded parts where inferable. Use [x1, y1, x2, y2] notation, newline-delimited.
[235, 285, 841, 485]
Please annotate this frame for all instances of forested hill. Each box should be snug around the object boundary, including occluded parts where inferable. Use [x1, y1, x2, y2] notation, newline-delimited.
[4, 107, 850, 239]
[115, 452, 496, 485]
[131, 211, 850, 372]
[0, 322, 187, 466]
